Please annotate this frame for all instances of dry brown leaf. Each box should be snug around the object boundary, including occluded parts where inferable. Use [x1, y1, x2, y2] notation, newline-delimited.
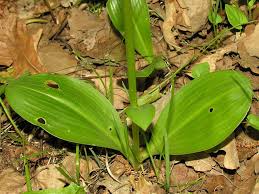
[252, 177, 259, 194]
[169, 50, 195, 67]
[131, 175, 165, 194]
[162, 0, 210, 48]
[62, 153, 99, 181]
[243, 71, 259, 91]
[220, 135, 240, 170]
[236, 130, 259, 162]
[0, 168, 26, 194]
[162, 0, 178, 48]
[17, 0, 60, 19]
[185, 153, 216, 172]
[96, 175, 131, 194]
[68, 8, 125, 62]
[243, 23, 259, 58]
[193, 43, 238, 73]
[234, 153, 259, 194]
[175, 0, 210, 32]
[39, 43, 77, 74]
[32, 165, 66, 190]
[202, 175, 233, 193]
[0, 14, 47, 77]
[238, 23, 259, 74]
[170, 163, 199, 186]
[109, 155, 131, 178]
[250, 100, 259, 116]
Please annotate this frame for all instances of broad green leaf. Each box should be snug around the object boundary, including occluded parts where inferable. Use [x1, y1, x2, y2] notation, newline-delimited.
[208, 10, 222, 25]
[5, 74, 125, 152]
[147, 71, 252, 155]
[23, 183, 85, 194]
[247, 114, 259, 130]
[248, 0, 256, 10]
[192, 62, 210, 78]
[107, 0, 153, 62]
[225, 4, 248, 30]
[126, 104, 155, 131]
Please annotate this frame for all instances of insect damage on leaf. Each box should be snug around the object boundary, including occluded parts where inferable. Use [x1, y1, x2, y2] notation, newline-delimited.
[37, 118, 46, 124]
[45, 80, 59, 89]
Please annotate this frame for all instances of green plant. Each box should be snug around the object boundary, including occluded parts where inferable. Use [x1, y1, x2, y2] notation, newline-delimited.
[0, 0, 256, 193]
[247, 0, 256, 20]
[225, 4, 248, 30]
[208, 0, 222, 36]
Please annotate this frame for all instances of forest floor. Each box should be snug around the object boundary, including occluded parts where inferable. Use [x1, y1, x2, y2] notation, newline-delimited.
[0, 0, 258, 193]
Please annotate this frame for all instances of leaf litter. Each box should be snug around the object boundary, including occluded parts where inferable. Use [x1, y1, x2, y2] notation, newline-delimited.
[0, 0, 258, 193]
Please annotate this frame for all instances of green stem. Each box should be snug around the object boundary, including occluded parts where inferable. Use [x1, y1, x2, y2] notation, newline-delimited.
[143, 132, 159, 177]
[164, 76, 175, 191]
[75, 144, 80, 185]
[24, 156, 32, 192]
[0, 98, 25, 145]
[123, 0, 140, 160]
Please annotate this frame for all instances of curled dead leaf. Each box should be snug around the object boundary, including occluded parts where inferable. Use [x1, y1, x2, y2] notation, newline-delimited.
[0, 14, 47, 77]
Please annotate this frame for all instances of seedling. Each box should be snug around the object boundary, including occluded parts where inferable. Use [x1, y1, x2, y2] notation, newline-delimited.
[208, 0, 222, 36]
[247, 0, 256, 20]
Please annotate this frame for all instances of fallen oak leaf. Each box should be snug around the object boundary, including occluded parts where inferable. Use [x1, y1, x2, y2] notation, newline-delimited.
[0, 14, 47, 77]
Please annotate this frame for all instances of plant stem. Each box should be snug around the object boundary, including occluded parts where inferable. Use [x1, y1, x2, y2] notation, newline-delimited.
[24, 156, 32, 192]
[0, 98, 32, 190]
[76, 144, 80, 185]
[0, 98, 25, 145]
[164, 76, 175, 192]
[123, 0, 140, 159]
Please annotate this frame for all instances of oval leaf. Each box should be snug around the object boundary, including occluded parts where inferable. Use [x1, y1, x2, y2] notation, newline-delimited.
[208, 11, 222, 25]
[225, 4, 248, 30]
[107, 0, 153, 62]
[148, 71, 252, 155]
[5, 74, 124, 151]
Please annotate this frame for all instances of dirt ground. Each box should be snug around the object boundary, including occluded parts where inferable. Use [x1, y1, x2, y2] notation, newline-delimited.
[0, 0, 258, 193]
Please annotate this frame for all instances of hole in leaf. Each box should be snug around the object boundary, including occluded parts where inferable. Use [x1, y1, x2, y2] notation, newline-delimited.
[109, 127, 112, 131]
[209, 108, 214, 112]
[46, 80, 59, 89]
[37, 118, 46, 124]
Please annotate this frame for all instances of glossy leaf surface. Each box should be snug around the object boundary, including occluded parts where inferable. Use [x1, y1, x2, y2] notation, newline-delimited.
[5, 74, 124, 151]
[107, 0, 153, 62]
[148, 71, 252, 155]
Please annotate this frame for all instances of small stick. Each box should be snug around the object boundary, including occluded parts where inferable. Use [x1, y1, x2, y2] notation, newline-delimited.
[43, 0, 57, 24]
